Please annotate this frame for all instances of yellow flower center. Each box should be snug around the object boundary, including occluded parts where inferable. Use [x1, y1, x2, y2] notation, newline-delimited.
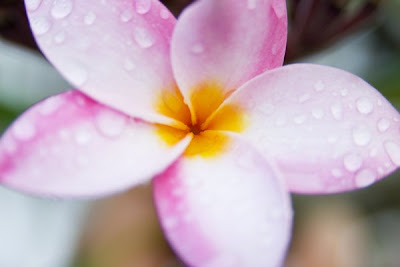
[155, 81, 246, 157]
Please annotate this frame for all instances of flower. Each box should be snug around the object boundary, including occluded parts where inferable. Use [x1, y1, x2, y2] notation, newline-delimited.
[1, 0, 399, 266]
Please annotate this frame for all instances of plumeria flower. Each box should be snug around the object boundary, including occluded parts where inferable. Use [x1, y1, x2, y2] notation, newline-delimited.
[0, 0, 399, 266]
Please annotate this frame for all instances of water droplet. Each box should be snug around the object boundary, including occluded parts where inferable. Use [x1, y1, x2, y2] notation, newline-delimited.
[330, 103, 343, 120]
[272, 0, 286, 18]
[384, 141, 400, 166]
[257, 104, 274, 115]
[120, 9, 133, 22]
[314, 80, 325, 92]
[164, 216, 178, 229]
[58, 129, 70, 140]
[247, 0, 257, 9]
[123, 59, 135, 71]
[51, 0, 73, 19]
[271, 43, 278, 55]
[136, 0, 152, 14]
[39, 97, 63, 115]
[293, 114, 307, 124]
[191, 43, 204, 54]
[160, 8, 170, 19]
[275, 116, 287, 127]
[54, 31, 66, 44]
[343, 153, 362, 172]
[369, 147, 378, 157]
[25, 0, 43, 11]
[64, 62, 88, 86]
[133, 27, 155, 48]
[84, 11, 96, 25]
[377, 118, 391, 132]
[352, 125, 371, 146]
[331, 168, 343, 178]
[95, 110, 127, 137]
[13, 119, 36, 141]
[356, 97, 374, 115]
[30, 17, 51, 35]
[340, 88, 348, 97]
[4, 138, 17, 154]
[298, 93, 310, 103]
[74, 129, 92, 145]
[355, 169, 376, 188]
[311, 108, 324, 119]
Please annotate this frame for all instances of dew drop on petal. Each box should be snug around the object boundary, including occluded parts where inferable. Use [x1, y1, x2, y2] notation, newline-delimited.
[247, 0, 257, 10]
[356, 97, 374, 115]
[331, 168, 343, 178]
[54, 31, 66, 44]
[133, 27, 155, 48]
[39, 97, 63, 115]
[74, 129, 92, 145]
[275, 116, 287, 127]
[330, 103, 343, 120]
[30, 17, 51, 35]
[272, 0, 286, 18]
[298, 93, 310, 103]
[95, 110, 127, 137]
[352, 125, 371, 146]
[257, 104, 274, 116]
[120, 9, 133, 22]
[164, 216, 179, 229]
[4, 138, 17, 154]
[340, 88, 349, 97]
[25, 0, 43, 11]
[369, 147, 378, 158]
[355, 169, 376, 188]
[384, 141, 400, 166]
[271, 43, 279, 55]
[64, 62, 88, 86]
[377, 118, 391, 132]
[123, 59, 135, 71]
[191, 43, 204, 54]
[293, 114, 307, 124]
[160, 8, 170, 19]
[12, 120, 36, 141]
[135, 0, 152, 14]
[311, 108, 324, 119]
[84, 11, 96, 25]
[343, 153, 363, 172]
[314, 80, 325, 92]
[51, 0, 73, 19]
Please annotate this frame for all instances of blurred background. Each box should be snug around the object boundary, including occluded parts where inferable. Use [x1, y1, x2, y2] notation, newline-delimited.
[0, 0, 399, 266]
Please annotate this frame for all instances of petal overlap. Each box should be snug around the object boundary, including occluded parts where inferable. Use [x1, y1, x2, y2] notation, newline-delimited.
[209, 64, 400, 194]
[171, 0, 287, 111]
[25, 0, 181, 126]
[0, 91, 191, 197]
[153, 135, 292, 267]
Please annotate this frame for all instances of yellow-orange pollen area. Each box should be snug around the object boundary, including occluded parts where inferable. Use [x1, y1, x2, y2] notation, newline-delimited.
[155, 82, 246, 158]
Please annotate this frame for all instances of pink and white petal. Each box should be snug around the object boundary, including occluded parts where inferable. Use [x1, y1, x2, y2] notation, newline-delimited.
[171, 0, 287, 103]
[0, 91, 191, 198]
[153, 135, 292, 267]
[25, 0, 180, 126]
[211, 64, 400, 194]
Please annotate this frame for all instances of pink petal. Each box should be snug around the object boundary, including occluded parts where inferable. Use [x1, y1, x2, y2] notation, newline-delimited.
[171, 0, 287, 105]
[0, 91, 191, 197]
[25, 0, 180, 126]
[210, 64, 400, 194]
[153, 135, 292, 267]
